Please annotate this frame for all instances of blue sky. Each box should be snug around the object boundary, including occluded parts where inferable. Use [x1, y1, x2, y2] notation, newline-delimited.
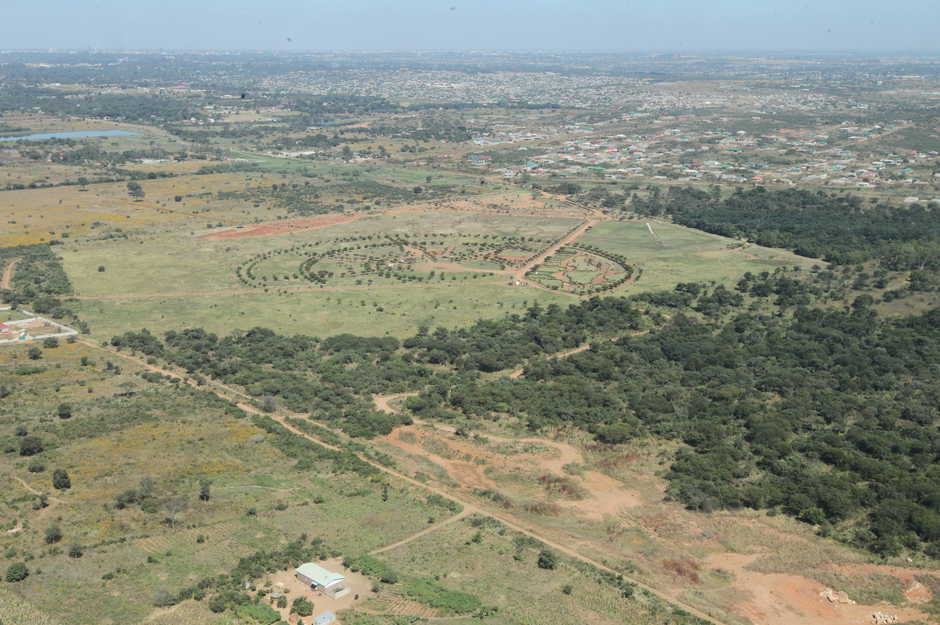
[3, 0, 937, 52]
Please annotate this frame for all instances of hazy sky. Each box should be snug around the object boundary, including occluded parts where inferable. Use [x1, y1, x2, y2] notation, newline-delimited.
[3, 0, 937, 52]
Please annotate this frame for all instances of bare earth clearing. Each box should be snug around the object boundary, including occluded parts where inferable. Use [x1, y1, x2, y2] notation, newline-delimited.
[199, 212, 369, 239]
[372, 392, 938, 625]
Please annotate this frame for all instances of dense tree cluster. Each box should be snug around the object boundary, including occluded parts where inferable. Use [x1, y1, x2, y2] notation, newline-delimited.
[111, 266, 940, 558]
[418, 283, 940, 557]
[631, 186, 940, 268]
[0, 244, 72, 302]
[111, 327, 419, 437]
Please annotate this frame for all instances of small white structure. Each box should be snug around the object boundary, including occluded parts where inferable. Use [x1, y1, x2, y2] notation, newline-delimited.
[295, 563, 347, 598]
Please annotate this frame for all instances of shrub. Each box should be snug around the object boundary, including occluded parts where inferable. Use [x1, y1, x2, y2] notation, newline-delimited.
[403, 578, 482, 615]
[57, 403, 72, 419]
[345, 555, 398, 584]
[153, 590, 176, 607]
[52, 469, 71, 490]
[19, 436, 43, 456]
[5, 562, 28, 582]
[45, 524, 62, 544]
[68, 544, 83, 558]
[208, 594, 228, 613]
[537, 549, 557, 570]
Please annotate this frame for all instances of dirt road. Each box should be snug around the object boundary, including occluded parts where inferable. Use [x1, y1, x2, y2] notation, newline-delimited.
[0, 258, 19, 290]
[84, 339, 727, 625]
[513, 219, 597, 283]
[508, 342, 591, 379]
[369, 508, 471, 556]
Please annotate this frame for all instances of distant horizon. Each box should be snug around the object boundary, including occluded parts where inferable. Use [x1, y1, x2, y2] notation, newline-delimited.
[3, 48, 939, 57]
[3, 1, 938, 53]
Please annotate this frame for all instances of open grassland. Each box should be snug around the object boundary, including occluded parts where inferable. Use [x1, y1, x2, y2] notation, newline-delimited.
[579, 220, 818, 294]
[349, 513, 707, 625]
[0, 341, 455, 625]
[0, 169, 296, 247]
[70, 283, 573, 339]
[60, 211, 580, 296]
[59, 212, 823, 339]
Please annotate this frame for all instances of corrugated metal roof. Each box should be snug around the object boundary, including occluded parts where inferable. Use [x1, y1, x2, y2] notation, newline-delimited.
[295, 563, 345, 587]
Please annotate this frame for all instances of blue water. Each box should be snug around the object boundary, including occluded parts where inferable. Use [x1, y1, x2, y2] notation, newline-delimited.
[0, 130, 139, 142]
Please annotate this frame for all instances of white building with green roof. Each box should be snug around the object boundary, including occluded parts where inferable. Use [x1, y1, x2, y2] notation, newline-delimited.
[295, 563, 347, 598]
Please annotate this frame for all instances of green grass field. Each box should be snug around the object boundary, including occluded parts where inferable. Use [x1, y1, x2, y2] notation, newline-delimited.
[580, 220, 817, 294]
[59, 212, 578, 297]
[71, 282, 574, 340]
[347, 514, 707, 625]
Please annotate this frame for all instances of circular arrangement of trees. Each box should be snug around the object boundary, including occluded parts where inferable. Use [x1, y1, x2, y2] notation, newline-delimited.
[235, 233, 553, 289]
[526, 244, 633, 295]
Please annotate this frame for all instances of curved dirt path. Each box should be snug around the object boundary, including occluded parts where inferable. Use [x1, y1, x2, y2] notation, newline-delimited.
[0, 258, 19, 290]
[373, 392, 418, 414]
[85, 339, 727, 625]
[12, 475, 63, 516]
[508, 342, 591, 379]
[373, 392, 582, 471]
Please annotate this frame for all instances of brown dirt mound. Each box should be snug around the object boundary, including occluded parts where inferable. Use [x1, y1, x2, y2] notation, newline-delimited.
[199, 212, 368, 239]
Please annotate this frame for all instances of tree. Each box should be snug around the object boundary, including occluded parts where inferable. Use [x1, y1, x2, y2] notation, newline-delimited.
[52, 469, 71, 490]
[43, 337, 58, 348]
[341, 145, 353, 161]
[19, 435, 43, 456]
[537, 549, 557, 570]
[208, 594, 228, 613]
[45, 524, 62, 544]
[127, 181, 145, 200]
[199, 479, 211, 502]
[291, 597, 314, 617]
[57, 403, 72, 419]
[27, 346, 42, 360]
[153, 590, 176, 607]
[77, 176, 89, 190]
[5, 562, 28, 582]
[68, 543, 83, 558]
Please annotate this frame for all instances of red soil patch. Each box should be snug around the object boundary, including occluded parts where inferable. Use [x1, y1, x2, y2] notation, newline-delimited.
[199, 213, 369, 239]
[663, 558, 701, 584]
[705, 553, 930, 625]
